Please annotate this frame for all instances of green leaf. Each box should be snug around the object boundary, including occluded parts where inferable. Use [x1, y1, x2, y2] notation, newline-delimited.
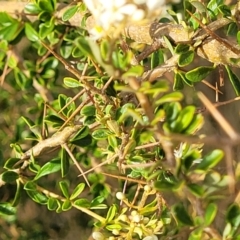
[106, 224, 122, 231]
[4, 158, 21, 170]
[154, 181, 177, 191]
[39, 20, 55, 39]
[80, 105, 96, 116]
[26, 190, 48, 205]
[62, 199, 72, 211]
[14, 68, 32, 90]
[106, 204, 117, 222]
[70, 135, 92, 147]
[24, 3, 41, 14]
[151, 49, 164, 69]
[60, 43, 73, 58]
[34, 158, 61, 180]
[44, 114, 64, 125]
[187, 183, 204, 197]
[186, 66, 214, 82]
[61, 148, 69, 177]
[38, 0, 55, 12]
[47, 198, 58, 211]
[59, 180, 70, 198]
[175, 44, 190, 54]
[204, 203, 217, 226]
[92, 129, 112, 140]
[63, 77, 81, 88]
[122, 65, 144, 78]
[7, 55, 18, 68]
[0, 203, 16, 215]
[25, 23, 39, 42]
[24, 181, 38, 192]
[173, 72, 184, 90]
[173, 204, 194, 226]
[76, 37, 93, 58]
[163, 36, 174, 55]
[90, 196, 105, 208]
[62, 5, 79, 21]
[70, 183, 85, 200]
[1, 171, 19, 183]
[196, 149, 224, 171]
[226, 204, 240, 227]
[0, 21, 23, 42]
[74, 198, 91, 208]
[184, 114, 204, 134]
[178, 50, 194, 67]
[225, 66, 240, 96]
[12, 180, 22, 207]
[155, 92, 183, 105]
[108, 135, 118, 151]
[171, 106, 196, 132]
[218, 4, 231, 17]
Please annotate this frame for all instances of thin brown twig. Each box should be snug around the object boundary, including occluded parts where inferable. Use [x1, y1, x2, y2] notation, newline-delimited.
[62, 143, 90, 187]
[198, 92, 238, 140]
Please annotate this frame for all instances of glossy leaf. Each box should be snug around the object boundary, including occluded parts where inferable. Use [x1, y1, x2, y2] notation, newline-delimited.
[186, 66, 214, 82]
[175, 44, 190, 54]
[171, 106, 196, 132]
[90, 196, 106, 209]
[226, 204, 240, 227]
[62, 200, 72, 211]
[61, 148, 69, 177]
[173, 204, 194, 226]
[63, 77, 81, 88]
[59, 180, 70, 198]
[80, 105, 96, 116]
[4, 158, 21, 170]
[70, 183, 85, 200]
[34, 158, 61, 180]
[204, 203, 217, 226]
[24, 3, 41, 14]
[155, 92, 183, 105]
[122, 65, 144, 77]
[173, 73, 184, 90]
[92, 129, 112, 140]
[38, 0, 55, 12]
[225, 66, 240, 96]
[196, 149, 224, 171]
[26, 190, 48, 205]
[74, 198, 91, 208]
[187, 183, 204, 197]
[12, 180, 22, 207]
[0, 203, 16, 215]
[24, 181, 37, 191]
[25, 23, 39, 42]
[106, 204, 117, 222]
[178, 51, 194, 67]
[47, 198, 58, 211]
[151, 49, 164, 69]
[62, 5, 79, 21]
[1, 171, 19, 183]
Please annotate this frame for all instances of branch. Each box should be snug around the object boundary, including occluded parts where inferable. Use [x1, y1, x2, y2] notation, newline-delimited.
[2, 1, 239, 68]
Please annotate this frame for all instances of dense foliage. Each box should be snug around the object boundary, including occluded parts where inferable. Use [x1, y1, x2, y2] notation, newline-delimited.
[0, 0, 240, 239]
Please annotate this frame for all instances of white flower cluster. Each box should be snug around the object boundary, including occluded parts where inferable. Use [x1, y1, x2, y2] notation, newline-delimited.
[83, 0, 166, 39]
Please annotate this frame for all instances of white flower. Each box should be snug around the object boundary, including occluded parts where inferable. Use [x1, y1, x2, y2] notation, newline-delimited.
[146, 0, 166, 11]
[92, 231, 105, 240]
[143, 235, 158, 240]
[83, 0, 167, 39]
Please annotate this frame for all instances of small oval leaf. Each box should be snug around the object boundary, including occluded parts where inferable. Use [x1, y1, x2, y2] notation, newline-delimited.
[186, 66, 214, 82]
